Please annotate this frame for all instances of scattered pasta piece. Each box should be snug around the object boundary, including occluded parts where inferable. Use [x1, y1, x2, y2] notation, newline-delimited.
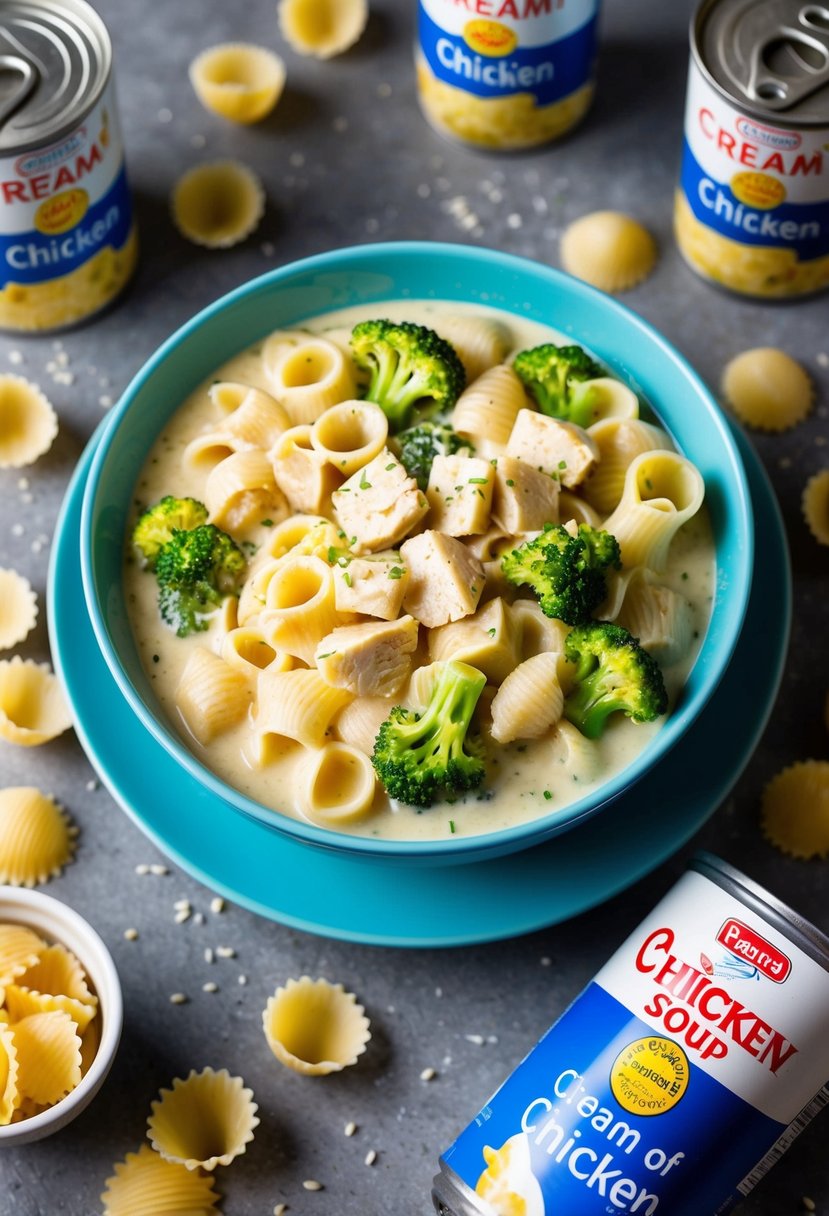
[0, 787, 76, 886]
[0, 375, 58, 468]
[761, 761, 829, 859]
[147, 1066, 259, 1171]
[278, 0, 368, 58]
[190, 43, 286, 124]
[102, 1144, 221, 1215]
[0, 657, 73, 747]
[560, 211, 657, 293]
[0, 923, 47, 986]
[802, 469, 829, 545]
[0, 569, 38, 650]
[171, 161, 265, 249]
[262, 976, 370, 1075]
[721, 348, 813, 432]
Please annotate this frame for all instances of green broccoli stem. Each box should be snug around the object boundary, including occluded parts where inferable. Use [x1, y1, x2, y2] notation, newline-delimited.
[563, 668, 626, 739]
[399, 662, 486, 763]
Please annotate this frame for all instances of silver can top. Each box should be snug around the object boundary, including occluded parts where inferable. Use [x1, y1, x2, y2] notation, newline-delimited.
[695, 0, 829, 124]
[0, 0, 111, 156]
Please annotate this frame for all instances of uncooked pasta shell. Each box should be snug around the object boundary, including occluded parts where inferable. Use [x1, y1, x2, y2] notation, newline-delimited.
[16, 943, 97, 1010]
[0, 569, 38, 650]
[560, 211, 657, 293]
[190, 42, 286, 124]
[101, 1143, 221, 1215]
[278, 0, 368, 58]
[262, 976, 370, 1075]
[4, 982, 96, 1036]
[761, 760, 829, 859]
[171, 161, 265, 249]
[802, 469, 829, 546]
[721, 348, 813, 432]
[0, 923, 47, 986]
[0, 375, 58, 468]
[0, 1020, 20, 1124]
[0, 658, 72, 746]
[10, 1009, 81, 1105]
[147, 1066, 259, 1171]
[0, 787, 76, 886]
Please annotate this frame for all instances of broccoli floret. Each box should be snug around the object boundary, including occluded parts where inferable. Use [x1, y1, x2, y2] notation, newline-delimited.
[513, 342, 603, 427]
[397, 420, 472, 490]
[351, 319, 466, 433]
[155, 524, 246, 637]
[563, 621, 668, 739]
[132, 496, 208, 568]
[501, 523, 621, 625]
[372, 660, 486, 808]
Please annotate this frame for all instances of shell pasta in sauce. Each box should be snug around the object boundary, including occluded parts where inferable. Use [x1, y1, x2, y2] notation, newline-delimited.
[125, 302, 715, 842]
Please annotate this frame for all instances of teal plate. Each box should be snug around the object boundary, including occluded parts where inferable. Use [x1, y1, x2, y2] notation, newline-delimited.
[49, 426, 789, 947]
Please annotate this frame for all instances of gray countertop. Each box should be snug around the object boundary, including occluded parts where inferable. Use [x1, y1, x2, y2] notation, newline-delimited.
[1, 0, 827, 1212]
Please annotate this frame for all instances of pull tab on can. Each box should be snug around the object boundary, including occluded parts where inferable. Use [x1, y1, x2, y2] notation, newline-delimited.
[0, 53, 38, 127]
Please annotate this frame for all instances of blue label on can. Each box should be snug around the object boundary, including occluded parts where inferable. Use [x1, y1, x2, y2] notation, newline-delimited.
[442, 983, 785, 1215]
[417, 2, 599, 108]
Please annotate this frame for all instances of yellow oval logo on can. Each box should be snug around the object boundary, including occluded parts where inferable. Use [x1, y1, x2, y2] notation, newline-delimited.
[463, 20, 517, 57]
[610, 1037, 690, 1117]
[35, 188, 89, 235]
[731, 172, 786, 211]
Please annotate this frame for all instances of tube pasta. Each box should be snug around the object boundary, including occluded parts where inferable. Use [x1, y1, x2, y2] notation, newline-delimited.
[271, 425, 342, 514]
[490, 653, 564, 744]
[261, 555, 344, 663]
[205, 449, 287, 532]
[210, 381, 291, 442]
[602, 451, 705, 572]
[296, 742, 377, 825]
[189, 42, 286, 124]
[310, 400, 388, 475]
[265, 337, 356, 425]
[452, 364, 527, 448]
[333, 696, 392, 757]
[175, 648, 251, 745]
[255, 668, 352, 749]
[221, 627, 290, 682]
[433, 314, 511, 384]
[579, 378, 640, 425]
[583, 418, 672, 515]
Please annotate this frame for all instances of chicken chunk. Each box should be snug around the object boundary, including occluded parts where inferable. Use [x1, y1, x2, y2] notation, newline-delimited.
[332, 552, 409, 620]
[426, 454, 494, 536]
[506, 409, 599, 488]
[332, 448, 429, 553]
[400, 530, 485, 628]
[315, 616, 419, 697]
[491, 455, 560, 532]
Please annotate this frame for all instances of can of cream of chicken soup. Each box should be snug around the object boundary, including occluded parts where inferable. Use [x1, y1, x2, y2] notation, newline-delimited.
[0, 0, 137, 331]
[415, 0, 601, 151]
[432, 854, 829, 1216]
[675, 0, 829, 299]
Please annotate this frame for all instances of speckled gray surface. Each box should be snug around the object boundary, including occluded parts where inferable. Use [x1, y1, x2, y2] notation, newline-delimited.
[0, 0, 827, 1212]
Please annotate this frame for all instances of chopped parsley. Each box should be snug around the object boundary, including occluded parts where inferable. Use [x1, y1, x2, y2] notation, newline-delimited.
[388, 566, 404, 580]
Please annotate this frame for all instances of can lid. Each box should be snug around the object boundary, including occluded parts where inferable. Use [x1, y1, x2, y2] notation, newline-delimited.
[0, 0, 111, 155]
[692, 852, 829, 973]
[697, 0, 829, 123]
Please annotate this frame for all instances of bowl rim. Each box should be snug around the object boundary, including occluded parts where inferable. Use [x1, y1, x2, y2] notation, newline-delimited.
[0, 885, 123, 1143]
[80, 240, 754, 861]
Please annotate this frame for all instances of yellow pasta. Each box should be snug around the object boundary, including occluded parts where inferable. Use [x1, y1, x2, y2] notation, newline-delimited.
[265, 337, 356, 425]
[255, 668, 351, 749]
[147, 1067, 259, 1171]
[332, 695, 392, 757]
[490, 653, 564, 744]
[721, 348, 813, 432]
[0, 1020, 19, 1125]
[583, 418, 672, 515]
[271, 424, 342, 513]
[4, 983, 96, 1036]
[262, 976, 371, 1075]
[802, 469, 829, 546]
[310, 400, 388, 475]
[0, 787, 76, 887]
[0, 569, 38, 651]
[205, 449, 286, 533]
[101, 1144, 221, 1215]
[189, 42, 286, 124]
[278, 0, 368, 58]
[261, 555, 343, 663]
[433, 314, 511, 384]
[557, 490, 603, 529]
[0, 375, 58, 468]
[602, 451, 705, 572]
[11, 1010, 81, 1106]
[171, 160, 265, 249]
[578, 378, 640, 425]
[0, 657, 73, 746]
[210, 381, 291, 444]
[561, 211, 657, 293]
[175, 648, 251, 746]
[452, 364, 527, 449]
[0, 925, 46, 986]
[220, 627, 285, 681]
[296, 742, 377, 825]
[510, 599, 570, 664]
[18, 944, 97, 1011]
[761, 761, 829, 860]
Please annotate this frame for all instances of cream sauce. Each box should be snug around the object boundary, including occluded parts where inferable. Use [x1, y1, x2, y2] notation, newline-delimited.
[125, 301, 715, 842]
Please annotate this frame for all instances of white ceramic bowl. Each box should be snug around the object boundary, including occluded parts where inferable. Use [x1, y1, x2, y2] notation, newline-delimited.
[0, 887, 122, 1145]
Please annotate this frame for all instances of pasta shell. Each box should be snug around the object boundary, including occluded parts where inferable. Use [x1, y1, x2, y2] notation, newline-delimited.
[147, 1067, 259, 1171]
[490, 653, 564, 743]
[171, 161, 265, 249]
[17, 943, 98, 1010]
[4, 983, 96, 1036]
[278, 0, 368, 58]
[560, 211, 657, 293]
[255, 668, 352, 750]
[0, 923, 47, 986]
[175, 647, 252, 746]
[0, 375, 58, 468]
[333, 695, 392, 757]
[189, 42, 286, 124]
[0, 1020, 20, 1125]
[0, 569, 38, 650]
[433, 314, 511, 384]
[262, 976, 370, 1075]
[0, 657, 72, 746]
[722, 348, 813, 432]
[79, 1014, 101, 1077]
[453, 364, 527, 447]
[802, 469, 829, 546]
[101, 1144, 221, 1215]
[602, 451, 705, 572]
[583, 418, 671, 515]
[761, 761, 829, 859]
[10, 1009, 81, 1105]
[0, 787, 76, 886]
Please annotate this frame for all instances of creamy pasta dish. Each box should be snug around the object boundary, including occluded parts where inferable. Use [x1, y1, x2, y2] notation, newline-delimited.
[125, 301, 714, 842]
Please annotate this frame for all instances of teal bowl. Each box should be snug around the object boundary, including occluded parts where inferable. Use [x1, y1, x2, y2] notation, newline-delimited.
[80, 242, 754, 865]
